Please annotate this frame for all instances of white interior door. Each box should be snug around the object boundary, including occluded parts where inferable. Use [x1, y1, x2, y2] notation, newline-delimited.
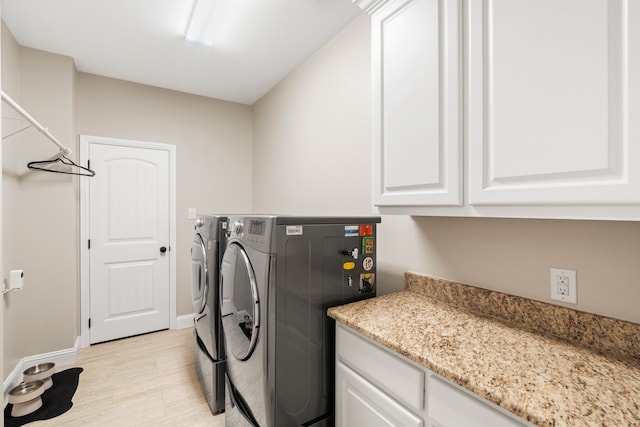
[88, 142, 171, 344]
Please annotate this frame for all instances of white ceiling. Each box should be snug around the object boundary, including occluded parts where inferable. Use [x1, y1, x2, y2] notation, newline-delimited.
[1, 0, 362, 105]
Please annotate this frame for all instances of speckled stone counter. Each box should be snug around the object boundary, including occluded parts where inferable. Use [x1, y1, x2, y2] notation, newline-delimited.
[327, 273, 640, 427]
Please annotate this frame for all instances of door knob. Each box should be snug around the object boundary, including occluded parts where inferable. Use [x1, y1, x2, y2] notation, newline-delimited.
[160, 246, 167, 253]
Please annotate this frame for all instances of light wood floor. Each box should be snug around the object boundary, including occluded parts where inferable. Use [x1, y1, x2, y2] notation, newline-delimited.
[31, 327, 225, 426]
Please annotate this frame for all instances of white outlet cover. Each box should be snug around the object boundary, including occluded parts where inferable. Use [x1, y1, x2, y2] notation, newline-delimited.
[550, 268, 577, 304]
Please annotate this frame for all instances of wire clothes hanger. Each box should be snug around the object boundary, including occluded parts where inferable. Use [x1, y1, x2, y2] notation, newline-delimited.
[27, 155, 96, 176]
[1, 90, 96, 177]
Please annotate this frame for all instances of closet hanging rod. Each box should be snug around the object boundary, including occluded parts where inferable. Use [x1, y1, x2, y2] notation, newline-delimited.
[1, 90, 72, 156]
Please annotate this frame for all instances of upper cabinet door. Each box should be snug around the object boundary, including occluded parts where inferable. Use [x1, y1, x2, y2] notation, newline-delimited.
[372, 0, 462, 206]
[468, 0, 640, 205]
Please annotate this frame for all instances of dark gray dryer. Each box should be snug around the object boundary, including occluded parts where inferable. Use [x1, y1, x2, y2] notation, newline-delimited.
[221, 215, 381, 427]
[190, 214, 228, 414]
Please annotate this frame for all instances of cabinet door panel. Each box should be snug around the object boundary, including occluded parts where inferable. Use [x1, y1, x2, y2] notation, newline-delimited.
[373, 0, 462, 206]
[337, 323, 425, 412]
[468, 0, 640, 205]
[336, 362, 424, 427]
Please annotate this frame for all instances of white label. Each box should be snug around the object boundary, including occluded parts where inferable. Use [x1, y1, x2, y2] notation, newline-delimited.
[286, 225, 303, 236]
[344, 226, 359, 236]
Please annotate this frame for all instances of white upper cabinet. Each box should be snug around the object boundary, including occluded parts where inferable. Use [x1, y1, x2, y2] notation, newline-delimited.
[370, 0, 462, 206]
[468, 0, 640, 206]
[356, 0, 640, 219]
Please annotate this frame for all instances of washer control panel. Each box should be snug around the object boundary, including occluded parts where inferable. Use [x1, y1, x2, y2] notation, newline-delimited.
[227, 216, 276, 252]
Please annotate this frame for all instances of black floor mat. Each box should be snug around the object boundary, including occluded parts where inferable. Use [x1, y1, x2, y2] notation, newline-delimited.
[4, 367, 83, 427]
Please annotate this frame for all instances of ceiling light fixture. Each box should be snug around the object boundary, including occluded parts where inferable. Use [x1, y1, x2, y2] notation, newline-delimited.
[185, 0, 220, 47]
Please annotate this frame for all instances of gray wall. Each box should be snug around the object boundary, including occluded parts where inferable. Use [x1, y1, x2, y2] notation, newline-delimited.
[252, 14, 640, 324]
[2, 22, 253, 377]
[76, 73, 253, 317]
[3, 10, 640, 383]
[2, 22, 78, 377]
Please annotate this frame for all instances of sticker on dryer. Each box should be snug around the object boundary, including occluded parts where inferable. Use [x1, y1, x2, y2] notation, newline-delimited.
[344, 225, 359, 236]
[362, 257, 374, 271]
[362, 237, 374, 254]
[359, 225, 374, 236]
[286, 225, 303, 236]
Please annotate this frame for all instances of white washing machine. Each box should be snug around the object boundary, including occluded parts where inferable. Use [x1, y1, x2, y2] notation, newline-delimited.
[190, 214, 228, 414]
[221, 215, 380, 426]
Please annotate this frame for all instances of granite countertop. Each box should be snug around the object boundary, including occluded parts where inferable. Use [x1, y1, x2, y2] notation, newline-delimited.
[327, 273, 640, 427]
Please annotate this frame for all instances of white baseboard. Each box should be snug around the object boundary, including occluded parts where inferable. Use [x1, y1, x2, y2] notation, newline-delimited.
[176, 314, 194, 329]
[3, 336, 81, 405]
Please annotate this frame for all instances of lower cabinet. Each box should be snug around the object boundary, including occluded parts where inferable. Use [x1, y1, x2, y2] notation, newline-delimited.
[335, 324, 533, 427]
[336, 361, 424, 427]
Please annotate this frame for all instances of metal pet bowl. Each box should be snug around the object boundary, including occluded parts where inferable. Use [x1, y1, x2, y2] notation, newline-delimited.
[8, 380, 45, 417]
[23, 362, 55, 390]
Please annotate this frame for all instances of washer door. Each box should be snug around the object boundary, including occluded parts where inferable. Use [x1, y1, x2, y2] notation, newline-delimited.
[221, 242, 260, 361]
[190, 233, 208, 315]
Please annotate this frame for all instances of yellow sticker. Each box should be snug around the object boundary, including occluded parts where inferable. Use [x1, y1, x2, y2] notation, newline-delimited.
[343, 262, 355, 270]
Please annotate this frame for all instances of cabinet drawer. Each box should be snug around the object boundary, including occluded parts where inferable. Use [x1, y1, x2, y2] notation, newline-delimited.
[337, 325, 425, 412]
[428, 375, 526, 427]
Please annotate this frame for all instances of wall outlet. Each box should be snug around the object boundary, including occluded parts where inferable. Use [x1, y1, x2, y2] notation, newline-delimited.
[188, 208, 197, 220]
[550, 268, 577, 304]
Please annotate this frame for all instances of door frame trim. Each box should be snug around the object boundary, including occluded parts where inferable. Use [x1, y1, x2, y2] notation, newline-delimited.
[79, 135, 177, 348]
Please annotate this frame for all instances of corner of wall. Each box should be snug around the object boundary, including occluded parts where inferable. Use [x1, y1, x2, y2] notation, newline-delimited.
[3, 337, 81, 406]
